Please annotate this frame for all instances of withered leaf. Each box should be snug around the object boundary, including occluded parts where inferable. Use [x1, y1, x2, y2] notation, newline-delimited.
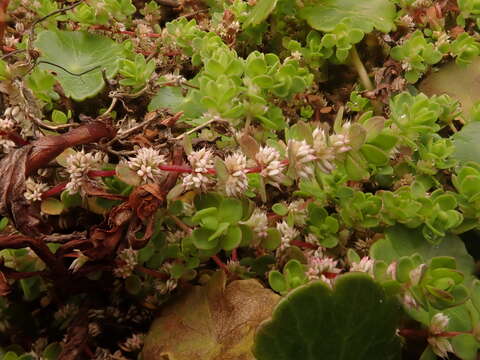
[58, 307, 88, 360]
[142, 271, 279, 360]
[0, 121, 114, 236]
[0, 145, 49, 236]
[129, 183, 164, 221]
[0, 271, 10, 296]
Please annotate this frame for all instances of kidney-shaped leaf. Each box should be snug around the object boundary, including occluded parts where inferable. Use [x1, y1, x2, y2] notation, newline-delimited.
[253, 273, 402, 360]
[244, 0, 278, 28]
[35, 30, 123, 101]
[298, 0, 396, 33]
[452, 121, 480, 164]
[143, 271, 279, 360]
[370, 225, 475, 279]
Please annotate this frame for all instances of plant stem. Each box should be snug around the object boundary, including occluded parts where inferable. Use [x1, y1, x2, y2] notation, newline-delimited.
[41, 182, 67, 199]
[211, 255, 229, 272]
[350, 46, 374, 91]
[291, 240, 317, 249]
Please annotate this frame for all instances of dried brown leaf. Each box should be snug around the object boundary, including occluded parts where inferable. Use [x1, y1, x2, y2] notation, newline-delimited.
[142, 271, 279, 360]
[0, 121, 115, 236]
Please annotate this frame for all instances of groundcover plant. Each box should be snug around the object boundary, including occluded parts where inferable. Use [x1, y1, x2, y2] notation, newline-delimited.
[0, 0, 480, 359]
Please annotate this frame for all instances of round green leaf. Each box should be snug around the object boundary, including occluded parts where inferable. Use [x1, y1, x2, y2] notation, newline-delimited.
[268, 271, 287, 293]
[298, 0, 396, 34]
[192, 228, 219, 250]
[148, 87, 184, 112]
[42, 343, 62, 360]
[220, 225, 242, 251]
[253, 273, 402, 360]
[0, 217, 9, 231]
[125, 275, 143, 295]
[218, 198, 243, 224]
[453, 122, 480, 164]
[262, 228, 281, 250]
[361, 144, 389, 166]
[370, 225, 475, 281]
[35, 30, 123, 101]
[272, 203, 289, 216]
[244, 0, 278, 28]
[41, 198, 64, 215]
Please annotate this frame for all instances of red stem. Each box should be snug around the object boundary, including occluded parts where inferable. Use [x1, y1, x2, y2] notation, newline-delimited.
[41, 182, 67, 199]
[135, 265, 169, 280]
[0, 130, 29, 146]
[211, 255, 229, 272]
[231, 248, 238, 262]
[159, 164, 194, 173]
[88, 170, 116, 177]
[291, 240, 317, 249]
[41, 158, 291, 199]
[398, 328, 471, 339]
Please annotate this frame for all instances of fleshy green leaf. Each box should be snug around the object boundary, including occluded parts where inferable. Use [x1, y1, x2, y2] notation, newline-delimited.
[370, 225, 475, 279]
[148, 86, 185, 112]
[42, 343, 62, 360]
[41, 198, 64, 215]
[453, 122, 480, 163]
[35, 30, 123, 101]
[298, 0, 396, 34]
[244, 0, 278, 28]
[253, 273, 402, 360]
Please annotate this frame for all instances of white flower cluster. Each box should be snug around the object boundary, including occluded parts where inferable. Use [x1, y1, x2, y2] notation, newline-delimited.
[255, 146, 287, 185]
[119, 333, 144, 353]
[88, 322, 101, 337]
[0, 117, 14, 132]
[68, 249, 90, 273]
[288, 199, 308, 225]
[128, 147, 166, 184]
[163, 73, 186, 84]
[287, 140, 316, 179]
[54, 303, 79, 323]
[65, 150, 106, 195]
[330, 122, 352, 154]
[276, 221, 299, 250]
[166, 230, 188, 244]
[427, 313, 453, 359]
[182, 148, 214, 192]
[350, 256, 374, 275]
[0, 139, 15, 153]
[113, 248, 138, 279]
[306, 254, 342, 285]
[24, 177, 49, 203]
[155, 278, 178, 295]
[312, 128, 336, 173]
[241, 208, 268, 238]
[223, 152, 248, 197]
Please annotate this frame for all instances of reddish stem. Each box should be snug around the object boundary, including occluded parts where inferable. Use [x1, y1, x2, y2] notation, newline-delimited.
[159, 164, 194, 173]
[323, 271, 339, 279]
[245, 165, 262, 174]
[88, 170, 116, 177]
[135, 265, 169, 280]
[41, 182, 67, 199]
[291, 240, 317, 249]
[2, 45, 14, 52]
[40, 157, 290, 199]
[0, 0, 9, 46]
[211, 255, 229, 272]
[0, 130, 29, 146]
[231, 248, 238, 262]
[398, 328, 471, 339]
